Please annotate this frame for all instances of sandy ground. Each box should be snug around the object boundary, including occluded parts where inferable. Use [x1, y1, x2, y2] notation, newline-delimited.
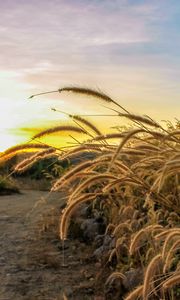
[0, 190, 103, 300]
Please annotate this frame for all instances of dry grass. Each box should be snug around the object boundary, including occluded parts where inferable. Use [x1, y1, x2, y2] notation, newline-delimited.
[14, 148, 56, 173]
[124, 285, 143, 300]
[4, 87, 180, 299]
[32, 125, 87, 139]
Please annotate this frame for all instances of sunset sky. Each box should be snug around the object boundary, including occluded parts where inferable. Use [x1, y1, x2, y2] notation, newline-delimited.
[0, 0, 180, 151]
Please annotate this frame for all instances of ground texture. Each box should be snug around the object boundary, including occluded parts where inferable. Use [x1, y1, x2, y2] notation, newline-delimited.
[0, 190, 104, 300]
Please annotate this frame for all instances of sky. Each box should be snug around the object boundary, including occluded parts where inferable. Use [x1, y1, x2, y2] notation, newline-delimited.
[0, 0, 180, 151]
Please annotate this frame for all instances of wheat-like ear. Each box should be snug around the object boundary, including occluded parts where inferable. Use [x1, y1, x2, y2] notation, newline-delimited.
[151, 227, 164, 237]
[83, 143, 115, 151]
[149, 173, 163, 193]
[60, 193, 96, 240]
[86, 155, 113, 172]
[105, 272, 126, 285]
[0, 143, 50, 161]
[30, 86, 129, 116]
[61, 146, 102, 161]
[101, 178, 121, 193]
[14, 148, 56, 173]
[163, 240, 180, 273]
[51, 160, 94, 191]
[145, 247, 154, 262]
[113, 160, 131, 173]
[168, 129, 180, 136]
[146, 224, 163, 231]
[134, 143, 161, 152]
[122, 205, 134, 217]
[129, 229, 146, 255]
[152, 159, 180, 193]
[162, 273, 180, 290]
[162, 230, 180, 259]
[121, 149, 146, 156]
[143, 254, 162, 300]
[90, 132, 125, 142]
[108, 248, 117, 263]
[129, 225, 160, 255]
[32, 125, 87, 139]
[70, 115, 102, 136]
[132, 155, 164, 171]
[60, 143, 115, 161]
[103, 177, 141, 193]
[165, 158, 180, 169]
[158, 167, 180, 193]
[132, 210, 139, 219]
[147, 130, 174, 141]
[119, 113, 160, 128]
[112, 222, 131, 237]
[51, 108, 103, 136]
[59, 86, 114, 103]
[155, 228, 180, 240]
[54, 171, 98, 191]
[124, 285, 143, 300]
[59, 86, 127, 114]
[110, 129, 146, 168]
[68, 174, 117, 202]
[62, 293, 68, 300]
[169, 211, 180, 219]
[115, 236, 127, 249]
[89, 155, 130, 175]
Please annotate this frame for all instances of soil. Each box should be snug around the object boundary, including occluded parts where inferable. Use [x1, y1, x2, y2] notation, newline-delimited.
[0, 190, 105, 300]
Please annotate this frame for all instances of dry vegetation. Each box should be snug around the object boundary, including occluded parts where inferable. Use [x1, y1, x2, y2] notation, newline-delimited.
[1, 87, 180, 299]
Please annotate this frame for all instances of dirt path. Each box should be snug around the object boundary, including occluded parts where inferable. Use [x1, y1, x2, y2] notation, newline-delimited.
[0, 190, 103, 300]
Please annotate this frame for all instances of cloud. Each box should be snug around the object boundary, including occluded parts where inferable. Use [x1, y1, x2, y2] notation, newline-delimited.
[0, 0, 163, 71]
[0, 0, 179, 85]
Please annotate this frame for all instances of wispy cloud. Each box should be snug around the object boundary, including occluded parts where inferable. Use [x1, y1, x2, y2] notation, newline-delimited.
[0, 0, 166, 70]
[0, 0, 179, 76]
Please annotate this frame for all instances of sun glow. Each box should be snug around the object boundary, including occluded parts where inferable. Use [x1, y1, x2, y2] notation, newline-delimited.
[0, 73, 34, 151]
[0, 72, 69, 152]
[0, 132, 27, 152]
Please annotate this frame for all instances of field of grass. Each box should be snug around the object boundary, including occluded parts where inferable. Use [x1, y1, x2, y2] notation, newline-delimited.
[0, 87, 180, 299]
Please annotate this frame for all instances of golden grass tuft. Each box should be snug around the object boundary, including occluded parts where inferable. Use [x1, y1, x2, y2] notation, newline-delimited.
[124, 285, 143, 300]
[14, 148, 56, 173]
[51, 160, 94, 191]
[162, 274, 180, 290]
[0, 143, 51, 161]
[58, 86, 115, 104]
[110, 128, 146, 168]
[70, 115, 102, 136]
[129, 229, 147, 255]
[68, 173, 118, 202]
[162, 230, 180, 259]
[142, 254, 162, 300]
[6, 87, 180, 299]
[119, 113, 160, 128]
[60, 193, 97, 240]
[32, 125, 87, 139]
[105, 271, 126, 285]
[112, 222, 131, 237]
[163, 240, 180, 273]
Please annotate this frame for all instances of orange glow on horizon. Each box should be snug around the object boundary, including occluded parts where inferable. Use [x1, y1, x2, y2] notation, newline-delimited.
[0, 70, 180, 153]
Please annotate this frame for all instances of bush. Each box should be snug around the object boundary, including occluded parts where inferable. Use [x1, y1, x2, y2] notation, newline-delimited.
[0, 175, 19, 195]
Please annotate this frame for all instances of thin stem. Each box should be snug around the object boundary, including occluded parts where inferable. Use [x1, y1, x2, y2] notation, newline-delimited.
[29, 90, 59, 99]
[51, 108, 117, 117]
